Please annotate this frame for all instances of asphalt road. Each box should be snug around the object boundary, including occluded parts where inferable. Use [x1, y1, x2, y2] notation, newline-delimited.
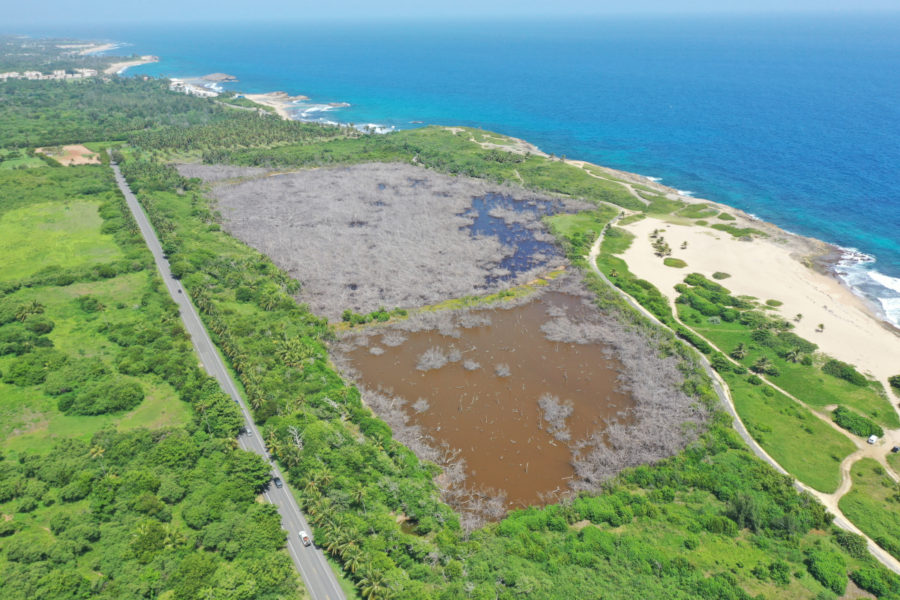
[112, 163, 346, 600]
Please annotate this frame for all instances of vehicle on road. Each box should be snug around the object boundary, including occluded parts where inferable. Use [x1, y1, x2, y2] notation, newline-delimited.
[867, 435, 879, 445]
[273, 476, 283, 489]
[299, 531, 312, 547]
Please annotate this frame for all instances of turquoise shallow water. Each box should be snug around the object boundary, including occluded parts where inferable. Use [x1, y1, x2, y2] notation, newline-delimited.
[33, 16, 900, 323]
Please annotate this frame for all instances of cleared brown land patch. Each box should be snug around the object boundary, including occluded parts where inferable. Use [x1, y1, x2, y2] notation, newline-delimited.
[35, 144, 101, 166]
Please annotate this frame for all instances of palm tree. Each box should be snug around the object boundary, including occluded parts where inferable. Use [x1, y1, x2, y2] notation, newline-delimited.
[15, 300, 44, 321]
[358, 568, 388, 600]
[344, 547, 363, 574]
[89, 445, 107, 474]
[352, 483, 367, 515]
[752, 356, 772, 374]
[784, 349, 800, 363]
[794, 313, 803, 323]
[730, 343, 748, 360]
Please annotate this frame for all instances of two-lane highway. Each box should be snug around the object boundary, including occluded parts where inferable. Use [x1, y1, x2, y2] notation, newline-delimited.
[112, 161, 346, 600]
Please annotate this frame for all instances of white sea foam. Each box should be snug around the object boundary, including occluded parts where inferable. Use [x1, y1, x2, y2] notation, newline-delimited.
[833, 246, 900, 327]
[676, 189, 695, 197]
[646, 176, 662, 182]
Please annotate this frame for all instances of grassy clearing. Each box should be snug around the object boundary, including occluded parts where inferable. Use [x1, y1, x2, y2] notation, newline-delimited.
[717, 212, 736, 221]
[676, 203, 719, 219]
[0, 201, 122, 280]
[0, 149, 46, 170]
[888, 451, 900, 474]
[724, 371, 853, 493]
[0, 272, 192, 451]
[679, 305, 899, 428]
[1, 378, 188, 453]
[839, 459, 900, 561]
[709, 223, 766, 238]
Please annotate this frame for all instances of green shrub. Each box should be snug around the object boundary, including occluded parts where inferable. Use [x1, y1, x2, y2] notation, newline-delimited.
[805, 549, 847, 595]
[58, 377, 144, 415]
[712, 271, 731, 280]
[833, 530, 868, 559]
[2, 349, 68, 386]
[889, 374, 900, 392]
[765, 299, 783, 307]
[75, 295, 103, 313]
[822, 359, 868, 387]
[747, 375, 763, 385]
[717, 212, 736, 221]
[664, 258, 687, 268]
[850, 567, 900, 597]
[832, 406, 884, 438]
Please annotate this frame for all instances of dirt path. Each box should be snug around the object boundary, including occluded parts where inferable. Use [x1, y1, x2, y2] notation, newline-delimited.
[586, 224, 900, 575]
[566, 160, 650, 206]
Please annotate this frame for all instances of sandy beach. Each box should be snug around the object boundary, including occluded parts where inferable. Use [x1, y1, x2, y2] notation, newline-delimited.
[615, 201, 900, 389]
[103, 55, 159, 75]
[77, 42, 119, 56]
[244, 91, 308, 119]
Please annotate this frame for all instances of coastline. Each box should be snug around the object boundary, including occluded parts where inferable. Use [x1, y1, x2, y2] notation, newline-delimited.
[592, 167, 900, 387]
[104, 55, 159, 75]
[122, 46, 898, 350]
[243, 92, 307, 120]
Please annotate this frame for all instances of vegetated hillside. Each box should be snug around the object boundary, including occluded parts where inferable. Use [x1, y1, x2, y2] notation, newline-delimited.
[115, 119, 900, 599]
[0, 163, 305, 600]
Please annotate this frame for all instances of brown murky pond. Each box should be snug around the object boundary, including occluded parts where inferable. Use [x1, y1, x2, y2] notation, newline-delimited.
[343, 292, 634, 508]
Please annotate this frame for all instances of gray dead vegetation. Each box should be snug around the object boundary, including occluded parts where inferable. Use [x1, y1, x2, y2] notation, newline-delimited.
[175, 163, 270, 182]
[209, 162, 580, 318]
[538, 393, 574, 442]
[417, 347, 448, 372]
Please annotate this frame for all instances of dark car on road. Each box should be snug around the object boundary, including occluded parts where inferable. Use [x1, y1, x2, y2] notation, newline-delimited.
[272, 476, 283, 489]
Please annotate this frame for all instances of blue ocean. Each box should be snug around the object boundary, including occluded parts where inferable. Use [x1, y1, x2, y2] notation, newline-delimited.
[34, 16, 900, 324]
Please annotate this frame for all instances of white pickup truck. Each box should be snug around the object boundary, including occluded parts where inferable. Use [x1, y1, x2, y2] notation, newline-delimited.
[299, 530, 312, 547]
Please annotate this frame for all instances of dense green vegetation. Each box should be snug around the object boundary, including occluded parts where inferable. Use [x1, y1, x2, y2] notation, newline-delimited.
[0, 79, 226, 148]
[832, 405, 884, 438]
[0, 428, 300, 600]
[0, 161, 304, 598]
[3, 75, 899, 598]
[129, 112, 350, 152]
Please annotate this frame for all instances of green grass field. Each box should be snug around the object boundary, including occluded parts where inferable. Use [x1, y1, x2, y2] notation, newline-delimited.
[680, 304, 899, 428]
[0, 149, 46, 170]
[724, 371, 855, 493]
[0, 273, 192, 453]
[839, 459, 900, 561]
[0, 200, 122, 280]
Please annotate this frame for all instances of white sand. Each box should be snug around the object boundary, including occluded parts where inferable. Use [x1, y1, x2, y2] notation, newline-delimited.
[619, 215, 900, 388]
[104, 56, 158, 75]
[244, 92, 308, 120]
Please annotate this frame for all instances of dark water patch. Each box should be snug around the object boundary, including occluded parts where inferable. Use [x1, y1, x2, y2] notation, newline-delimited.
[466, 192, 563, 283]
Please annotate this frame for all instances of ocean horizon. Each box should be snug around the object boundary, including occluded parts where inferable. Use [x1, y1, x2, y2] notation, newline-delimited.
[24, 15, 900, 325]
